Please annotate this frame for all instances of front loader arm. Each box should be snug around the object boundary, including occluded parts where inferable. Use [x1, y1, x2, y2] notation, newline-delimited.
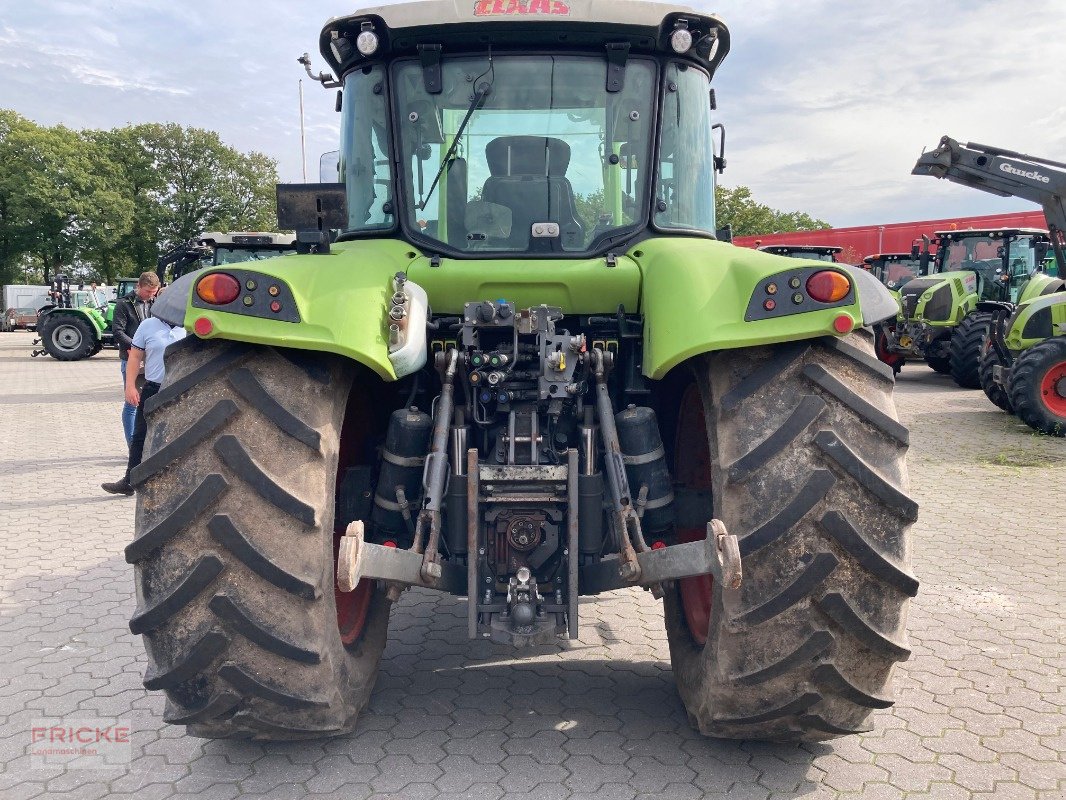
[913, 136, 1066, 268]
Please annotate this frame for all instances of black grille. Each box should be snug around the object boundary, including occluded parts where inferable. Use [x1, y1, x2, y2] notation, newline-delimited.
[899, 278, 940, 320]
[923, 285, 953, 321]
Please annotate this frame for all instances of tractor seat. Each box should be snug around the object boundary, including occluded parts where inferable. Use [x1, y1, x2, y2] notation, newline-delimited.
[479, 136, 584, 251]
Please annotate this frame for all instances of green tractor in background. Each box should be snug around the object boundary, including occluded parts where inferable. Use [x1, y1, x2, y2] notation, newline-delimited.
[882, 227, 1057, 386]
[33, 233, 297, 361]
[130, 0, 917, 743]
[33, 276, 139, 360]
[861, 252, 924, 375]
[914, 137, 1066, 434]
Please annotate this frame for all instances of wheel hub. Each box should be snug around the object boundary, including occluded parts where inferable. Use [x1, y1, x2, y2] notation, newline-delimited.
[53, 325, 80, 350]
[1040, 360, 1066, 416]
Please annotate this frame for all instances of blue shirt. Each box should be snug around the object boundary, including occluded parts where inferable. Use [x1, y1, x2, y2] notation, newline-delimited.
[131, 317, 187, 383]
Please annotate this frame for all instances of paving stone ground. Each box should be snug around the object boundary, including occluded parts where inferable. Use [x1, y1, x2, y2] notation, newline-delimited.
[0, 329, 1063, 799]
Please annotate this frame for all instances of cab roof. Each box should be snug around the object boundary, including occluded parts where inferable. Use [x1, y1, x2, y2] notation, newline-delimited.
[933, 227, 1047, 239]
[758, 244, 843, 254]
[320, 0, 729, 77]
[198, 232, 297, 247]
[863, 253, 918, 262]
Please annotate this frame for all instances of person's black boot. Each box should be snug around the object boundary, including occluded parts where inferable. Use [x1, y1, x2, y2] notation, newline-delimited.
[101, 478, 134, 496]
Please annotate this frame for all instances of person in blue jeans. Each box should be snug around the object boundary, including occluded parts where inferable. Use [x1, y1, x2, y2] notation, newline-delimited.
[101, 315, 187, 496]
[111, 272, 160, 444]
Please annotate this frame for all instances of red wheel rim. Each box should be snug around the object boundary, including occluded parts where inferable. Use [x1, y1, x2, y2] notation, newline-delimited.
[876, 329, 902, 368]
[675, 384, 713, 646]
[335, 579, 373, 646]
[333, 388, 374, 646]
[1039, 359, 1066, 417]
[334, 528, 372, 645]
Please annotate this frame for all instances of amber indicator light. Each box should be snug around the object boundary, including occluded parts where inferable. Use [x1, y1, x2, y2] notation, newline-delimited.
[806, 271, 851, 303]
[195, 273, 240, 305]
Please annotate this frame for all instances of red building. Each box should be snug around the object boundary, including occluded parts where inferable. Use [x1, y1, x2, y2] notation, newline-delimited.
[732, 210, 1047, 264]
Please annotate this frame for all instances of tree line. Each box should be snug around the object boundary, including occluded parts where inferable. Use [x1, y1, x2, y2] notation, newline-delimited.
[0, 110, 278, 286]
[716, 185, 830, 237]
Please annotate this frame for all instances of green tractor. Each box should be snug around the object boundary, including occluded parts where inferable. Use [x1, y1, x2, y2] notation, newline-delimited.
[33, 276, 139, 360]
[914, 137, 1066, 434]
[881, 227, 1056, 386]
[130, 0, 917, 742]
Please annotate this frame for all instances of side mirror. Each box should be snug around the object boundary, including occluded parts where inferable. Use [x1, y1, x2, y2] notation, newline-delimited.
[276, 183, 348, 254]
[711, 123, 726, 174]
[910, 243, 920, 259]
[715, 223, 733, 243]
[1034, 241, 1049, 267]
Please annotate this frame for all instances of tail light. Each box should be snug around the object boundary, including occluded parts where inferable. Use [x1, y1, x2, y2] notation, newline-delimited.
[196, 273, 241, 305]
[806, 270, 851, 303]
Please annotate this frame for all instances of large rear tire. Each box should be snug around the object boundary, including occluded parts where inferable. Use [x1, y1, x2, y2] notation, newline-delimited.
[127, 339, 391, 739]
[948, 311, 991, 389]
[978, 340, 1013, 413]
[664, 331, 918, 740]
[40, 314, 96, 361]
[1009, 337, 1066, 437]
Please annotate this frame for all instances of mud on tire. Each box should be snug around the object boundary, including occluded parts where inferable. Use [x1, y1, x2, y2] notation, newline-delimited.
[664, 330, 918, 740]
[126, 338, 391, 739]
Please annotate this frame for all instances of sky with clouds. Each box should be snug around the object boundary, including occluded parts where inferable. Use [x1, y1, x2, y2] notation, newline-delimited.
[2, 0, 1064, 228]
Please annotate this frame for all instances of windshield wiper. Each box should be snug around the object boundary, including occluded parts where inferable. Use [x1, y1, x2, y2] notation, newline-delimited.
[418, 78, 493, 212]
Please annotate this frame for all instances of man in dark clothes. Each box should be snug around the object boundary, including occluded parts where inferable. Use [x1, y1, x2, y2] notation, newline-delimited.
[111, 272, 160, 445]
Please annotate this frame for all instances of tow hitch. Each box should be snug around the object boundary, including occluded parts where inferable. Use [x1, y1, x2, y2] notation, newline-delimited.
[338, 519, 741, 608]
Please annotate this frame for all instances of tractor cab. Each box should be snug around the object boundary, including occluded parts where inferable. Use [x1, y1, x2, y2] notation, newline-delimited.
[325, 1, 729, 257]
[863, 253, 921, 291]
[756, 244, 842, 263]
[928, 228, 1049, 304]
[199, 232, 298, 265]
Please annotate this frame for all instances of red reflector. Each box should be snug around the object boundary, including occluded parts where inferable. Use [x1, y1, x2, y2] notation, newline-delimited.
[833, 314, 854, 334]
[270, 301, 282, 313]
[193, 317, 213, 336]
[383, 540, 397, 548]
[763, 298, 776, 311]
[196, 273, 241, 305]
[651, 540, 666, 550]
[806, 270, 851, 303]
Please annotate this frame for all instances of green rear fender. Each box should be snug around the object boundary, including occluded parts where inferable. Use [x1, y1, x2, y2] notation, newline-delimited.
[50, 307, 106, 336]
[1017, 272, 1066, 304]
[175, 236, 898, 383]
[175, 240, 418, 379]
[174, 240, 645, 381]
[636, 238, 893, 379]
